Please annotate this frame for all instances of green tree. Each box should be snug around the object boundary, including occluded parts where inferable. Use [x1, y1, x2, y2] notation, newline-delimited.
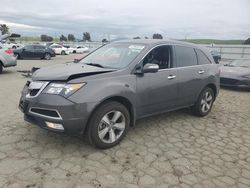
[59, 35, 67, 41]
[83, 32, 91, 41]
[243, 38, 250, 45]
[41, 34, 53, 42]
[68, 34, 75, 41]
[152, 33, 163, 39]
[0, 24, 9, 35]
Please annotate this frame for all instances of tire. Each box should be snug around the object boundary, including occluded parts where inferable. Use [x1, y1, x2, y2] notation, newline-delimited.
[73, 50, 76, 53]
[61, 51, 66, 55]
[87, 101, 130, 149]
[44, 53, 51, 60]
[0, 63, 3, 74]
[12, 46, 16, 49]
[193, 87, 214, 117]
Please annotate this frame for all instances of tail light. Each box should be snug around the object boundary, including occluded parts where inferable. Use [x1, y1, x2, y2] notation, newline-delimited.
[5, 49, 13, 55]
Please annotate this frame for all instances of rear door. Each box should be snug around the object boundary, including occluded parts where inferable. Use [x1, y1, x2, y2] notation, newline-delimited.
[34, 45, 45, 58]
[22, 45, 35, 58]
[174, 45, 202, 106]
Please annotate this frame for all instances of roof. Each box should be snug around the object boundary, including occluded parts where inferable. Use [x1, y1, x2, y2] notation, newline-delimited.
[112, 39, 198, 48]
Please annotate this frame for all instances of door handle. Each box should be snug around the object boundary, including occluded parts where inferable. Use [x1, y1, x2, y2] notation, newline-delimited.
[198, 70, 205, 74]
[168, 75, 176, 80]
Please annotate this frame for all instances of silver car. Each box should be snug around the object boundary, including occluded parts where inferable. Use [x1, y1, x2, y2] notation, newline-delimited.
[0, 46, 17, 73]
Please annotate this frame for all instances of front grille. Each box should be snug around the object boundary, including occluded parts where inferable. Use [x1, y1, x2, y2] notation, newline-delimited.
[220, 78, 238, 85]
[30, 108, 61, 119]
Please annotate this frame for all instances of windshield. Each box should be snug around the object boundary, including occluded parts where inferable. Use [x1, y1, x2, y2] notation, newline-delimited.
[226, 59, 250, 68]
[79, 43, 145, 69]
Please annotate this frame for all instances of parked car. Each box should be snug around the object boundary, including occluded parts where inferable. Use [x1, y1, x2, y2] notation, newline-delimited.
[63, 45, 77, 54]
[211, 50, 221, 64]
[0, 46, 17, 73]
[76, 46, 89, 53]
[14, 44, 55, 60]
[220, 59, 250, 88]
[19, 40, 220, 148]
[50, 44, 70, 55]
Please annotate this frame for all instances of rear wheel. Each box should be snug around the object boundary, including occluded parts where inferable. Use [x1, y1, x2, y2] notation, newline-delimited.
[44, 53, 51, 60]
[193, 87, 214, 117]
[61, 51, 66, 55]
[87, 101, 130, 149]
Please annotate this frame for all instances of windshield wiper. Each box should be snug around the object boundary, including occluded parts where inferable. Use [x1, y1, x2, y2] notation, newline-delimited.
[85, 63, 105, 68]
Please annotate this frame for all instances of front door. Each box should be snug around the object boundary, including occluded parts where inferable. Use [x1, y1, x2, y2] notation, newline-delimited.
[136, 45, 179, 118]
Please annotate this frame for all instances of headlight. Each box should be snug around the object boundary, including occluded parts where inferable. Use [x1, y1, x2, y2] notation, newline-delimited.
[43, 82, 86, 97]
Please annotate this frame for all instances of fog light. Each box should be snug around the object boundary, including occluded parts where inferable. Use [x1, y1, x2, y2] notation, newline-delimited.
[46, 122, 64, 130]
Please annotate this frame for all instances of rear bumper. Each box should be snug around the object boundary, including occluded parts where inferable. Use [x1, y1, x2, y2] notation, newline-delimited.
[1, 55, 17, 67]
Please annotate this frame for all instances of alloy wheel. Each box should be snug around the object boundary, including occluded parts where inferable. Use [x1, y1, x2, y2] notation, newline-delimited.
[98, 110, 126, 144]
[200, 91, 213, 113]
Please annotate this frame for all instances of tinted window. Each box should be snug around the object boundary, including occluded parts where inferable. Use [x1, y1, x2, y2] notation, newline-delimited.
[25, 45, 34, 50]
[196, 49, 211, 65]
[34, 45, 45, 50]
[175, 46, 197, 67]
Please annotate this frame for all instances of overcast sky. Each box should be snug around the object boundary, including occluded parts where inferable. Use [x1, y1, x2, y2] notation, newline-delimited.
[1, 0, 250, 40]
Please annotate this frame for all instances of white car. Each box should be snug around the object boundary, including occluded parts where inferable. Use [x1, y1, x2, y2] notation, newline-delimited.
[76, 46, 89, 54]
[63, 45, 77, 53]
[50, 44, 70, 55]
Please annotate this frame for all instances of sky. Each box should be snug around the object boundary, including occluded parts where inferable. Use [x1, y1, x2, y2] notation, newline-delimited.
[0, 0, 250, 40]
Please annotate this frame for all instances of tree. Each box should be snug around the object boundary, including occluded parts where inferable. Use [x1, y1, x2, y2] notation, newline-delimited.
[59, 34, 67, 42]
[152, 33, 163, 39]
[83, 32, 91, 41]
[0, 24, 9, 35]
[68, 34, 75, 41]
[102, 38, 108, 43]
[133, 36, 141, 39]
[40, 34, 53, 42]
[243, 38, 250, 45]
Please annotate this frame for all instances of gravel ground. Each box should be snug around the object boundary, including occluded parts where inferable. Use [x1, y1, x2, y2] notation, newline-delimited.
[0, 55, 250, 188]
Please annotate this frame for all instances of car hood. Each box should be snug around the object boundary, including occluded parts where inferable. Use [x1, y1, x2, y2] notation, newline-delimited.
[220, 66, 250, 77]
[32, 63, 117, 81]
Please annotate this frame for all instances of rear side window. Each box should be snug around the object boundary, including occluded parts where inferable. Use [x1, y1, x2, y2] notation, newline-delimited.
[175, 46, 197, 67]
[25, 45, 34, 50]
[196, 49, 212, 65]
[34, 45, 45, 50]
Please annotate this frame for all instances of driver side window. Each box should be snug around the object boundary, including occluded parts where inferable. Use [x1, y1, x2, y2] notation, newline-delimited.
[143, 45, 172, 69]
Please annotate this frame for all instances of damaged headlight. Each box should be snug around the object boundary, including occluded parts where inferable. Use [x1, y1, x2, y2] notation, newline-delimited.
[43, 82, 86, 97]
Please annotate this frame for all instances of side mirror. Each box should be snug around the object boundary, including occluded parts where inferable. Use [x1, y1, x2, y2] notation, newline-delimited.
[143, 63, 159, 73]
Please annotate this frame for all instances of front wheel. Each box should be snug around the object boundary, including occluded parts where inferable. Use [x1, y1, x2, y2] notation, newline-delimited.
[61, 51, 66, 55]
[193, 87, 214, 117]
[44, 53, 51, 60]
[87, 101, 130, 149]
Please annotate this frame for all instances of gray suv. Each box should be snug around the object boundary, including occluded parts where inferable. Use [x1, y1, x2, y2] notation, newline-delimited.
[19, 40, 220, 148]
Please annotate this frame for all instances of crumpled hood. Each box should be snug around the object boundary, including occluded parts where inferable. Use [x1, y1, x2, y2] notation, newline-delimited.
[220, 66, 250, 77]
[32, 63, 116, 81]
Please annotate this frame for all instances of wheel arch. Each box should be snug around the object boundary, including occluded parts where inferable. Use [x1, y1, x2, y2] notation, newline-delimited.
[205, 83, 217, 99]
[83, 95, 135, 134]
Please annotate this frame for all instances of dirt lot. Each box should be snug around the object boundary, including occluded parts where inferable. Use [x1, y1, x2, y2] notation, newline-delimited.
[0, 55, 250, 188]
